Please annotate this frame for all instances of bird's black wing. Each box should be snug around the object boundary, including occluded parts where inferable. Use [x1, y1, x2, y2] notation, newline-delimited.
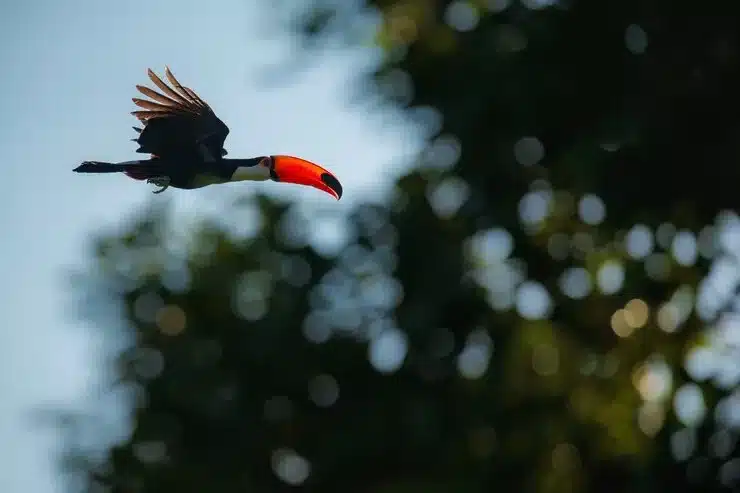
[131, 67, 229, 160]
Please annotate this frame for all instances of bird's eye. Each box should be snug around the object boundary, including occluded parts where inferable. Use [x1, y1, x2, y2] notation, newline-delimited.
[260, 156, 273, 169]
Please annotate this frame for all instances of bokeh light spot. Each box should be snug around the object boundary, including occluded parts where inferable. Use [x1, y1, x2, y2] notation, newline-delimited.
[672, 230, 698, 266]
[611, 309, 633, 338]
[271, 448, 310, 486]
[308, 374, 340, 407]
[671, 428, 696, 461]
[155, 305, 186, 336]
[656, 223, 676, 249]
[709, 429, 734, 458]
[132, 347, 165, 380]
[715, 393, 740, 428]
[559, 267, 592, 299]
[657, 303, 680, 332]
[518, 190, 552, 226]
[633, 357, 672, 402]
[625, 24, 648, 54]
[457, 329, 493, 379]
[514, 136, 545, 166]
[445, 1, 479, 32]
[597, 260, 624, 294]
[674, 383, 707, 427]
[685, 347, 716, 382]
[638, 402, 665, 436]
[624, 299, 649, 328]
[516, 281, 552, 319]
[423, 134, 462, 170]
[369, 328, 408, 374]
[427, 176, 470, 218]
[467, 228, 514, 264]
[303, 312, 332, 344]
[625, 224, 654, 259]
[578, 194, 606, 225]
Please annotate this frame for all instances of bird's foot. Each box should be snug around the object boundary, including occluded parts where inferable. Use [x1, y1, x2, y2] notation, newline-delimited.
[147, 176, 170, 194]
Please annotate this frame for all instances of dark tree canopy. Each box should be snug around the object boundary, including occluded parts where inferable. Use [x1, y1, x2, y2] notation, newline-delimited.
[64, 1, 740, 492]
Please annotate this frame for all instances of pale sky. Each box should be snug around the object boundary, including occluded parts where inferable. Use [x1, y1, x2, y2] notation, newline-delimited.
[0, 1, 420, 491]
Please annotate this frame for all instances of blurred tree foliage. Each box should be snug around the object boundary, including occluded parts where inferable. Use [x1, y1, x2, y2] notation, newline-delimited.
[65, 0, 740, 492]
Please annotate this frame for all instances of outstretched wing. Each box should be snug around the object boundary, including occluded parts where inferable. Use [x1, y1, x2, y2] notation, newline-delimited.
[131, 67, 229, 160]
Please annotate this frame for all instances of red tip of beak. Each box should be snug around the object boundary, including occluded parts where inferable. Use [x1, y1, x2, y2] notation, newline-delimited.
[272, 155, 342, 200]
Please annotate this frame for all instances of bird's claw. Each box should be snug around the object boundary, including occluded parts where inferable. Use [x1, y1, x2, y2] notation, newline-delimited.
[147, 176, 170, 194]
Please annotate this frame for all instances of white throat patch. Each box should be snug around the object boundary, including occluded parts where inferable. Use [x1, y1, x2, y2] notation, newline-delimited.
[231, 165, 271, 182]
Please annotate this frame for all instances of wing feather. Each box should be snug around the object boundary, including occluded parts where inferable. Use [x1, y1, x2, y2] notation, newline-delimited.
[164, 67, 205, 110]
[132, 110, 172, 121]
[132, 98, 184, 112]
[147, 69, 190, 106]
[130, 67, 230, 159]
[135, 85, 184, 108]
[183, 86, 207, 106]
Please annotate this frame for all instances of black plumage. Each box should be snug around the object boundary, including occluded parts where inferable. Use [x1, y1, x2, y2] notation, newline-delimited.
[74, 67, 260, 192]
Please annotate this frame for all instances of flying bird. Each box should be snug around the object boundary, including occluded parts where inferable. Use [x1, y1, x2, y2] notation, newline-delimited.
[73, 67, 342, 199]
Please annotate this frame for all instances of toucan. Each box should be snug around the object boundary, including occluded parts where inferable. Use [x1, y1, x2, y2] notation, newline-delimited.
[73, 67, 342, 199]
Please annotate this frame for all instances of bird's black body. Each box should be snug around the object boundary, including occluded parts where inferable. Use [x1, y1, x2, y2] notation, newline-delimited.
[74, 67, 264, 191]
[75, 155, 263, 190]
[74, 67, 342, 199]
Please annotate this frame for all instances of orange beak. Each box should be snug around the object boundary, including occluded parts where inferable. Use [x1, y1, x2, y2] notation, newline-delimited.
[271, 155, 342, 200]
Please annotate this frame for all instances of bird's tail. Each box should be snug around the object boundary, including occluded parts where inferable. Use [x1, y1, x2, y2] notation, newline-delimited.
[73, 160, 161, 180]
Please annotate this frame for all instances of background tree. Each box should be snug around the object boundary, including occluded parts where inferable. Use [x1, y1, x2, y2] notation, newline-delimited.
[64, 0, 740, 492]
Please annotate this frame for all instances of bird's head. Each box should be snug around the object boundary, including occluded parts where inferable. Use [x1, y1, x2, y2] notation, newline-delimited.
[231, 155, 342, 200]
